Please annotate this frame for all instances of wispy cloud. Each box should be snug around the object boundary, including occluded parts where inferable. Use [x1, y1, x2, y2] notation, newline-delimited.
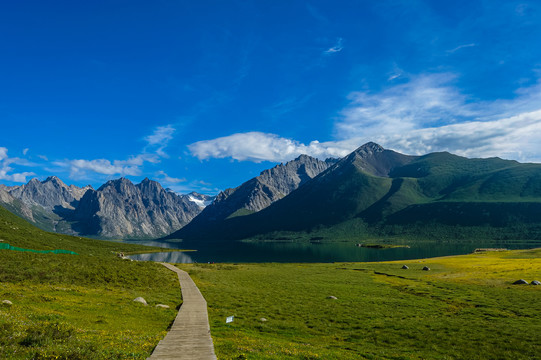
[447, 43, 476, 54]
[0, 147, 35, 183]
[323, 38, 344, 55]
[335, 72, 541, 162]
[156, 170, 186, 184]
[262, 94, 313, 119]
[144, 124, 176, 157]
[22, 148, 29, 156]
[56, 154, 160, 179]
[336, 73, 474, 138]
[54, 125, 175, 180]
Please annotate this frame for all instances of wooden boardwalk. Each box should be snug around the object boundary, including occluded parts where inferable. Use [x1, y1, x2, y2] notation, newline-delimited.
[148, 263, 217, 360]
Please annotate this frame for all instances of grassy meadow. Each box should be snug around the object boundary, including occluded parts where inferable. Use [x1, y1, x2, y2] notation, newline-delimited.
[178, 248, 541, 359]
[0, 206, 181, 359]
[2, 203, 541, 359]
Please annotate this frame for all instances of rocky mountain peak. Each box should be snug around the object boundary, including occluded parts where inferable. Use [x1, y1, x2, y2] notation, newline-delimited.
[27, 178, 41, 186]
[6, 176, 91, 212]
[337, 142, 415, 177]
[44, 175, 65, 185]
[354, 142, 385, 156]
[172, 154, 337, 236]
[98, 177, 135, 192]
[74, 176, 204, 238]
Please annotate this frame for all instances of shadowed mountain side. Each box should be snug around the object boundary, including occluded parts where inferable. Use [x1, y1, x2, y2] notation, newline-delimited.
[172, 154, 337, 237]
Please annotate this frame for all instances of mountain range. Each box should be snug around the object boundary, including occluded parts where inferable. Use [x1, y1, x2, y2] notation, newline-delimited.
[0, 176, 211, 239]
[0, 153, 335, 239]
[2, 142, 541, 242]
[166, 142, 541, 242]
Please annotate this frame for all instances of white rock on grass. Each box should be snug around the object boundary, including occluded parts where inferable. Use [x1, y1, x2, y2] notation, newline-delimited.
[259, 318, 268, 322]
[2, 300, 13, 306]
[133, 297, 148, 305]
[327, 296, 338, 300]
[155, 304, 170, 309]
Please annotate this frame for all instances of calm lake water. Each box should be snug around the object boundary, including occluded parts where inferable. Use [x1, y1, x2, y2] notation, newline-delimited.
[126, 239, 540, 263]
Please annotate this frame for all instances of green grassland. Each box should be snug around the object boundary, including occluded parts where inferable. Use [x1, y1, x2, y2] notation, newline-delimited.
[0, 205, 181, 359]
[178, 249, 541, 359]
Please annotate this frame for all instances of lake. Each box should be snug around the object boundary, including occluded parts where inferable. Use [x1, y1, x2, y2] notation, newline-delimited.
[126, 239, 540, 263]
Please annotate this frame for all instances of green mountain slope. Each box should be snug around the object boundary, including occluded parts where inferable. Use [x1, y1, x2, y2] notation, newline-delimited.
[166, 143, 541, 242]
[0, 202, 157, 255]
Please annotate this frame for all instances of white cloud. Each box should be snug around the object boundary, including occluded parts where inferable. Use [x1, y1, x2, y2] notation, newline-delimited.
[189, 132, 355, 163]
[0, 147, 7, 161]
[336, 73, 476, 139]
[58, 153, 161, 179]
[324, 38, 344, 55]
[447, 43, 477, 53]
[38, 155, 48, 161]
[22, 148, 29, 156]
[145, 125, 176, 145]
[55, 126, 173, 180]
[0, 147, 35, 183]
[66, 159, 141, 177]
[333, 73, 541, 162]
[363, 109, 541, 162]
[157, 170, 186, 184]
[145, 124, 176, 157]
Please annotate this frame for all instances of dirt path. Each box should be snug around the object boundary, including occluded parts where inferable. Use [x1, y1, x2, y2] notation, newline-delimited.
[148, 263, 217, 360]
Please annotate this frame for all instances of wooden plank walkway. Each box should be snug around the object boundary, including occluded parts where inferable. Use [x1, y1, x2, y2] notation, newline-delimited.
[148, 263, 217, 360]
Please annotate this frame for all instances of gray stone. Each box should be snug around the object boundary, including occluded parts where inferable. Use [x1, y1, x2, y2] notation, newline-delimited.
[2, 300, 13, 306]
[513, 279, 528, 285]
[4, 176, 210, 239]
[133, 297, 148, 305]
[74, 178, 205, 238]
[259, 318, 267, 322]
[530, 280, 540, 285]
[155, 304, 170, 309]
[422, 266, 430, 271]
[327, 296, 338, 300]
[401, 265, 409, 269]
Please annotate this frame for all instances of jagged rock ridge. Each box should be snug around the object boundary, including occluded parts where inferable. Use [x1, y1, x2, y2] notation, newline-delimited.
[72, 177, 206, 238]
[7, 176, 92, 211]
[1, 176, 212, 239]
[167, 154, 337, 238]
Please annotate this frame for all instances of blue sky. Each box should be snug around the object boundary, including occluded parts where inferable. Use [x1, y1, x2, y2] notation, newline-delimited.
[1, 0, 540, 194]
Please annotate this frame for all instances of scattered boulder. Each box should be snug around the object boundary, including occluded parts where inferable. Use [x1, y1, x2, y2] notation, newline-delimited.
[2, 300, 13, 306]
[530, 280, 540, 286]
[401, 265, 409, 269]
[155, 304, 170, 309]
[133, 297, 148, 305]
[422, 266, 430, 271]
[259, 318, 268, 322]
[513, 279, 528, 285]
[327, 296, 338, 300]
